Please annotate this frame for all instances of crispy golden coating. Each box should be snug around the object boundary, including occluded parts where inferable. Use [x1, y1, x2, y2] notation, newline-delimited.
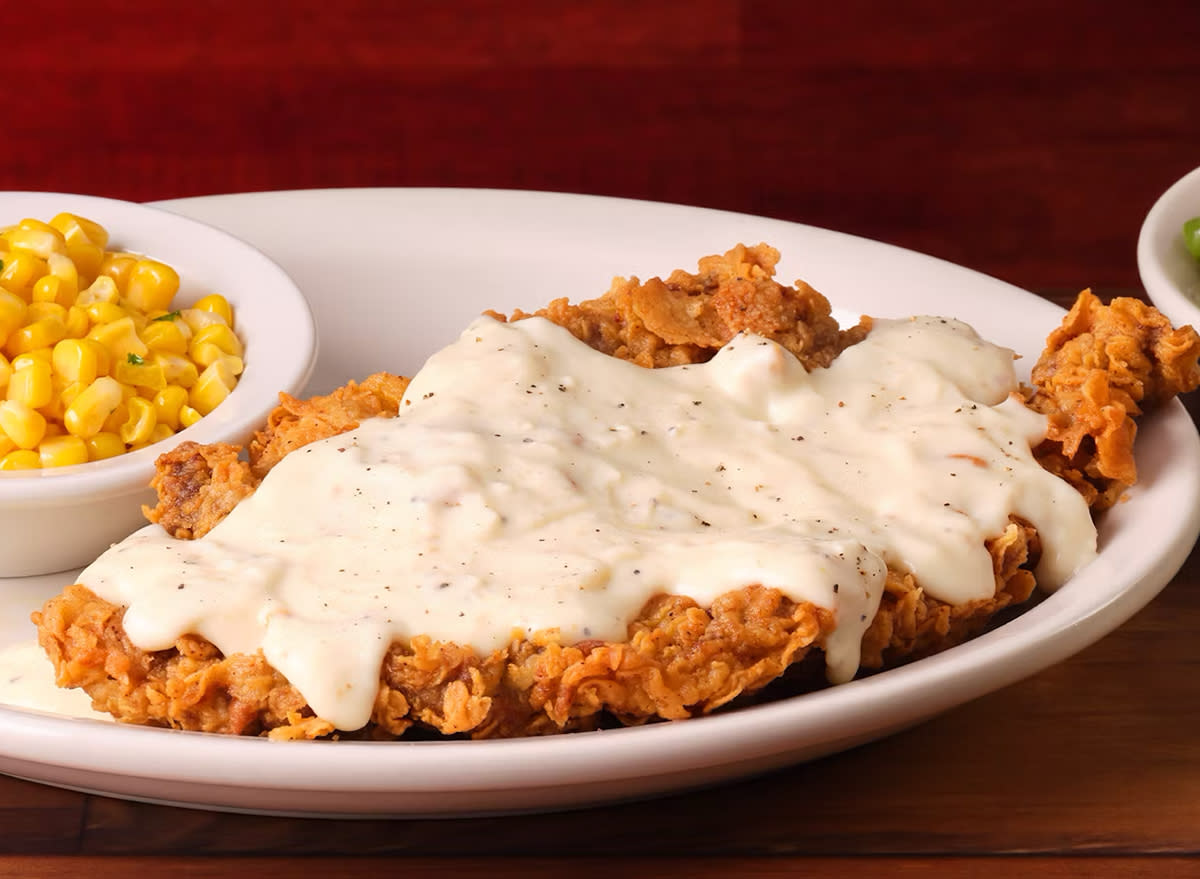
[142, 373, 410, 540]
[860, 519, 1039, 669]
[1027, 290, 1200, 509]
[31, 250, 1200, 741]
[248, 372, 410, 479]
[36, 583, 830, 740]
[143, 441, 257, 540]
[492, 242, 869, 369]
[35, 583, 306, 735]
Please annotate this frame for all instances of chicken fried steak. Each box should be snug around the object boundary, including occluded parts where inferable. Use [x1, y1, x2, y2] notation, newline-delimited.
[33, 245, 1200, 740]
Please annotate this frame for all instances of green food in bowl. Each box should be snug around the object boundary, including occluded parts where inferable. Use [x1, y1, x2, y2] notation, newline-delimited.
[1184, 216, 1200, 261]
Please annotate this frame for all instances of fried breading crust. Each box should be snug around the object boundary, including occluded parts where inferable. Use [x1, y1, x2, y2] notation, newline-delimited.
[142, 442, 257, 540]
[1027, 289, 1200, 509]
[32, 251, 1200, 740]
[36, 583, 831, 740]
[142, 373, 411, 540]
[491, 242, 870, 369]
[860, 519, 1039, 669]
[248, 372, 410, 479]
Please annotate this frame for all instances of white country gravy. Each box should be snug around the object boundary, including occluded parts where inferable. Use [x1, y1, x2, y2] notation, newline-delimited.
[75, 314, 1097, 731]
[0, 642, 112, 721]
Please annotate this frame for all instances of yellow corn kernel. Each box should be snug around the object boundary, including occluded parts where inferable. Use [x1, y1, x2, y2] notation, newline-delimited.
[38, 434, 88, 468]
[45, 253, 80, 304]
[84, 300, 128, 326]
[52, 338, 102, 384]
[102, 400, 129, 434]
[215, 352, 244, 377]
[124, 259, 179, 313]
[76, 275, 121, 307]
[84, 431, 125, 461]
[47, 250, 79, 281]
[192, 293, 234, 327]
[152, 384, 189, 430]
[139, 317, 189, 354]
[90, 338, 111, 376]
[152, 351, 199, 388]
[99, 252, 138, 294]
[113, 355, 166, 391]
[49, 213, 109, 250]
[5, 315, 67, 357]
[0, 289, 27, 342]
[180, 307, 228, 333]
[0, 251, 48, 301]
[87, 315, 147, 363]
[148, 312, 192, 341]
[178, 404, 202, 428]
[31, 275, 70, 308]
[64, 305, 89, 338]
[37, 375, 70, 425]
[26, 301, 68, 325]
[189, 323, 243, 363]
[144, 423, 175, 446]
[118, 396, 156, 445]
[0, 400, 47, 449]
[56, 379, 86, 413]
[188, 341, 221, 370]
[12, 348, 50, 366]
[7, 360, 52, 408]
[11, 350, 52, 370]
[63, 376, 123, 438]
[189, 340, 244, 374]
[4, 219, 67, 258]
[189, 359, 236, 415]
[0, 354, 10, 391]
[30, 278, 60, 307]
[11, 349, 50, 368]
[0, 449, 41, 470]
[127, 309, 151, 332]
[0, 434, 13, 457]
[39, 398, 64, 423]
[66, 239, 105, 285]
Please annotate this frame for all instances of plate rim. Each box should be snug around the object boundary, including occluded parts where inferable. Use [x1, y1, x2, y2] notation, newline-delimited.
[1137, 165, 1200, 329]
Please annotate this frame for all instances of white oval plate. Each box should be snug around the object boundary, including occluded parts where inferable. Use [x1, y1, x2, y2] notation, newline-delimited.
[1, 189, 1197, 818]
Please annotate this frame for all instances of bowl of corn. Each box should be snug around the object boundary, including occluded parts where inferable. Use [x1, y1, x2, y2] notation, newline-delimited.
[0, 192, 316, 577]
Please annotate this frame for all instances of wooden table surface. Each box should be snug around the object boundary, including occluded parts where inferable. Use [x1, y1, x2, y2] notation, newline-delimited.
[2, 2, 1199, 876]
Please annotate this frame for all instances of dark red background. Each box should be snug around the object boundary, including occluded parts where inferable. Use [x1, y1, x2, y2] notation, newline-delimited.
[3, 1, 1196, 292]
[4, 3, 1200, 869]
